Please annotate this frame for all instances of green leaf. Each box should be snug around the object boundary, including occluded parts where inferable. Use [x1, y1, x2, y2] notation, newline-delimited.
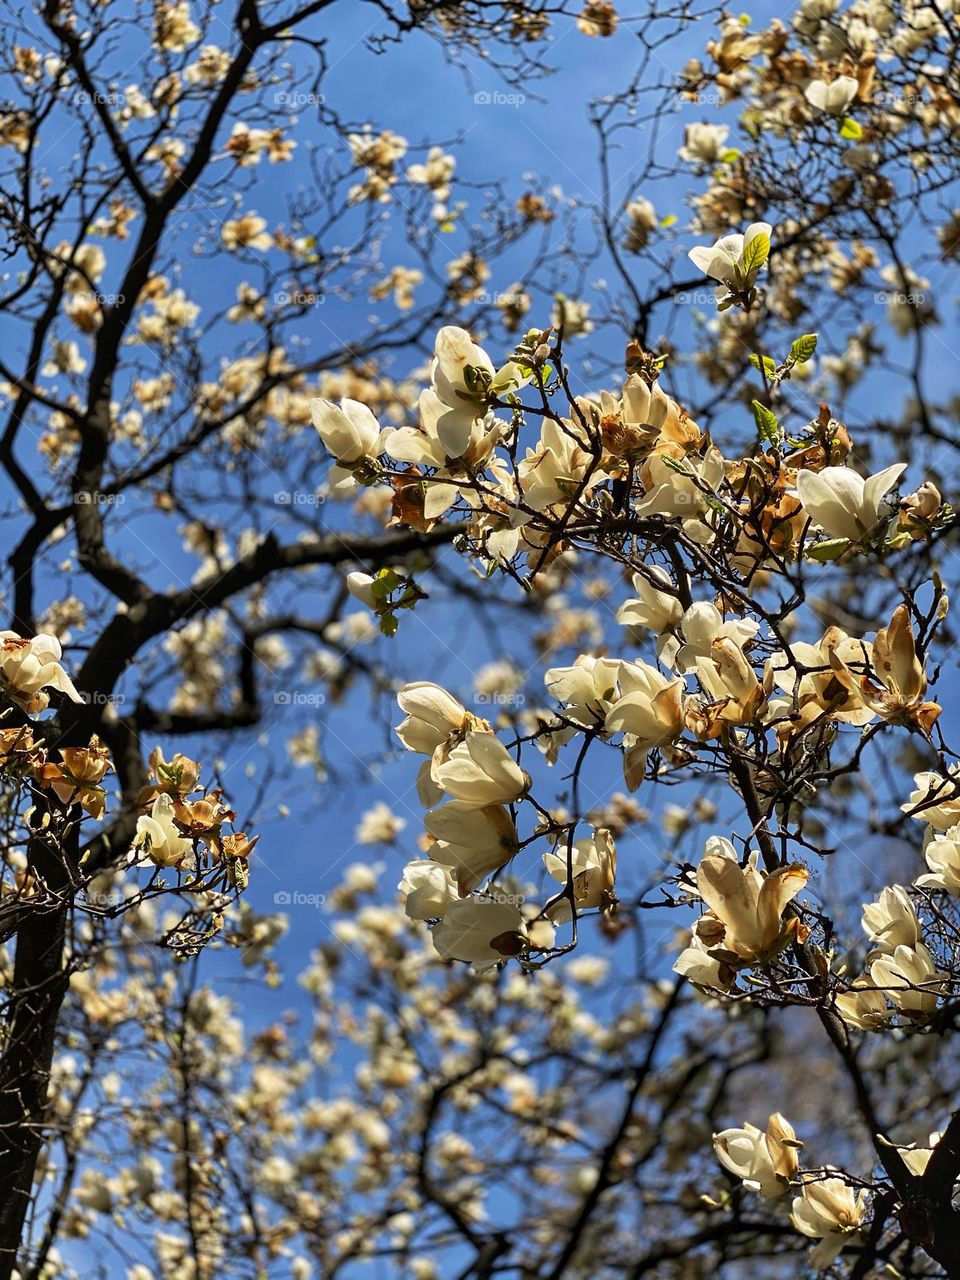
[661, 456, 689, 474]
[741, 233, 770, 276]
[659, 214, 677, 228]
[749, 353, 776, 377]
[789, 333, 818, 364]
[806, 538, 850, 562]
[720, 148, 741, 164]
[379, 614, 399, 637]
[839, 116, 862, 140]
[750, 399, 779, 442]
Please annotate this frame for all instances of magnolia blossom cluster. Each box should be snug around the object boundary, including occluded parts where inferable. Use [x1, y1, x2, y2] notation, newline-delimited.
[309, 311, 951, 986]
[0, 632, 257, 899]
[712, 1114, 875, 1268]
[131, 747, 258, 887]
[393, 681, 622, 967]
[311, 306, 944, 583]
[0, 630, 82, 713]
[674, 838, 808, 988]
[308, 260, 955, 1271]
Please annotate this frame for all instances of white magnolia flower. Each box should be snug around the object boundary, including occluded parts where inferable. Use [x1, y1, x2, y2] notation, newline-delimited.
[917, 825, 960, 894]
[134, 794, 194, 868]
[688, 222, 772, 295]
[791, 1176, 869, 1268]
[517, 417, 598, 511]
[692, 837, 807, 962]
[406, 146, 455, 199]
[395, 682, 468, 755]
[623, 197, 657, 250]
[399, 860, 458, 920]
[880, 263, 932, 337]
[896, 1132, 943, 1177]
[633, 447, 725, 519]
[221, 212, 272, 252]
[794, 462, 906, 542]
[604, 659, 685, 750]
[383, 389, 501, 498]
[713, 1114, 801, 1196]
[431, 325, 495, 409]
[431, 898, 526, 967]
[764, 627, 875, 731]
[311, 397, 382, 464]
[662, 601, 758, 673]
[673, 933, 731, 989]
[0, 631, 84, 713]
[545, 655, 622, 727]
[861, 885, 920, 951]
[355, 801, 406, 846]
[543, 828, 616, 917]
[552, 295, 593, 337]
[424, 801, 518, 893]
[346, 572, 378, 609]
[678, 122, 730, 166]
[691, 638, 763, 728]
[902, 769, 960, 831]
[621, 375, 687, 436]
[870, 942, 944, 1016]
[804, 75, 859, 115]
[835, 978, 889, 1031]
[431, 732, 529, 809]
[615, 567, 683, 636]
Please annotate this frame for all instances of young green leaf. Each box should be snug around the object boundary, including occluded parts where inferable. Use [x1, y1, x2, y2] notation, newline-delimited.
[750, 399, 780, 442]
[789, 333, 818, 364]
[749, 354, 777, 377]
[806, 537, 850, 562]
[741, 233, 770, 276]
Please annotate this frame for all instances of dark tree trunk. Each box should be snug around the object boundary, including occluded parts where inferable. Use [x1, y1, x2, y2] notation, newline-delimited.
[0, 795, 77, 1280]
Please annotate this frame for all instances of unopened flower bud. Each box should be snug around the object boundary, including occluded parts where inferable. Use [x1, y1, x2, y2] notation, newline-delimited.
[899, 480, 941, 527]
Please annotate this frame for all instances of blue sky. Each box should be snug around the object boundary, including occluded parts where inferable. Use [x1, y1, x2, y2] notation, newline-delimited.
[1, 6, 960, 1269]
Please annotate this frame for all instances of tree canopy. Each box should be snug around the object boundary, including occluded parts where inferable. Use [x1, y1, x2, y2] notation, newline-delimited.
[1, 1, 960, 1277]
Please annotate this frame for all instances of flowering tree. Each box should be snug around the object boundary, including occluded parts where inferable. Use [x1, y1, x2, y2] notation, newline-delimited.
[1, 1, 960, 1278]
